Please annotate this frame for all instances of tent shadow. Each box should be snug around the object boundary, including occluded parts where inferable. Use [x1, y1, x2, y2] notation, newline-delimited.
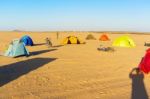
[34, 43, 46, 46]
[129, 68, 149, 99]
[52, 45, 63, 48]
[0, 58, 57, 87]
[30, 49, 57, 56]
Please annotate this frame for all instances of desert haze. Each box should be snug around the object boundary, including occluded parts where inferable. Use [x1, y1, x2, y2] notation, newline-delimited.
[0, 31, 150, 99]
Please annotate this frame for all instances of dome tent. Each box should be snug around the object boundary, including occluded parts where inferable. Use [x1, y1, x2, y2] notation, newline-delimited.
[62, 36, 85, 45]
[113, 36, 136, 47]
[4, 39, 29, 57]
[86, 34, 96, 40]
[99, 34, 110, 41]
[21, 35, 34, 46]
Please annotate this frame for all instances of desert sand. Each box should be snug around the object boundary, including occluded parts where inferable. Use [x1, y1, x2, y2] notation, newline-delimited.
[0, 31, 150, 99]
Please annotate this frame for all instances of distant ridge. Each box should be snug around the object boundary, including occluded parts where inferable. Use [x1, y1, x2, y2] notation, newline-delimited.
[0, 30, 150, 35]
[12, 29, 24, 32]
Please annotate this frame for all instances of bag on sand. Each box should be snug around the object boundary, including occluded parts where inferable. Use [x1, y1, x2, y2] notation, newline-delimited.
[139, 48, 150, 74]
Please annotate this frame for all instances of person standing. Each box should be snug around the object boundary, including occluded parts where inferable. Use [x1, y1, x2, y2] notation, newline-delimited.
[56, 32, 59, 39]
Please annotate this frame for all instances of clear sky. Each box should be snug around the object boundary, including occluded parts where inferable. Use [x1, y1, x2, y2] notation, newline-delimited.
[0, 0, 150, 32]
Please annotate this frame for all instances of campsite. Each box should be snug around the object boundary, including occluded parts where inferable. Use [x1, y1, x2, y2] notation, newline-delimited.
[0, 31, 150, 99]
[1, 0, 150, 98]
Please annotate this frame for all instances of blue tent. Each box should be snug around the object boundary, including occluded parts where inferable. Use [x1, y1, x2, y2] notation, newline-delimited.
[5, 39, 29, 57]
[21, 35, 34, 46]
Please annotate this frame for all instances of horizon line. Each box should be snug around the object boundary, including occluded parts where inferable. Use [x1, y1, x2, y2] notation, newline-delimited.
[0, 30, 150, 33]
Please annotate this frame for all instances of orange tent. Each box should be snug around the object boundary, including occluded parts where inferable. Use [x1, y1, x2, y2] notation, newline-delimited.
[99, 34, 110, 41]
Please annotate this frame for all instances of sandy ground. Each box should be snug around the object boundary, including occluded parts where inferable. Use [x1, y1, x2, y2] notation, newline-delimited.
[0, 31, 150, 99]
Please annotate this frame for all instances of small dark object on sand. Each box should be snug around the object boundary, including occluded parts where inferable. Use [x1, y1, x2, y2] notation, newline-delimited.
[97, 45, 115, 52]
[144, 42, 150, 47]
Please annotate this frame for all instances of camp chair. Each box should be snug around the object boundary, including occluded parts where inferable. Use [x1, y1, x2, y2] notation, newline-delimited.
[97, 45, 115, 52]
[45, 38, 52, 48]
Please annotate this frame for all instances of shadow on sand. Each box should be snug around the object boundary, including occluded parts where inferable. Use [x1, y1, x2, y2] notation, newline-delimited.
[34, 43, 46, 46]
[52, 45, 63, 48]
[129, 68, 149, 99]
[30, 49, 57, 56]
[0, 58, 57, 87]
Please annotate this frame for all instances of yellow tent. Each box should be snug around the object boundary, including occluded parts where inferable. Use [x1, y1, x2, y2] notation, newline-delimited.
[113, 36, 136, 47]
[62, 36, 84, 45]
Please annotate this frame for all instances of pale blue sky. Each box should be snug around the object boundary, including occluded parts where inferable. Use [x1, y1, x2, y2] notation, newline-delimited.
[0, 0, 150, 31]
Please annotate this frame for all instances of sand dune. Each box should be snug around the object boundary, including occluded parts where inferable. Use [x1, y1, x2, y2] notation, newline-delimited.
[0, 31, 150, 99]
